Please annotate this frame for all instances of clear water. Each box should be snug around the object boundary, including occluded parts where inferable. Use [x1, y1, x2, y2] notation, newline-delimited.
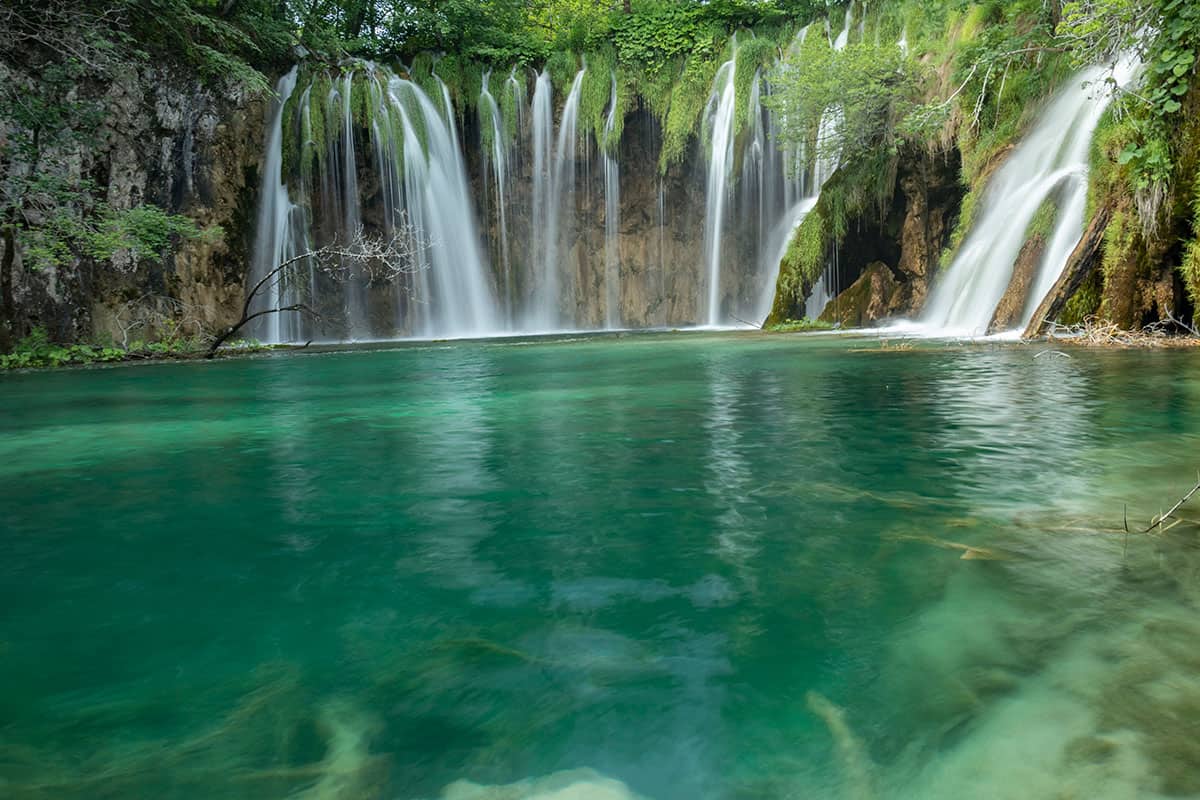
[3, 334, 1200, 799]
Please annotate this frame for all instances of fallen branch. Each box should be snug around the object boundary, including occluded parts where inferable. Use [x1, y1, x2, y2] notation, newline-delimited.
[1131, 473, 1200, 534]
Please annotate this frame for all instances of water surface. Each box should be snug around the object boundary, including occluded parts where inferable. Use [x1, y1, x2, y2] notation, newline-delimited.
[2, 333, 1199, 799]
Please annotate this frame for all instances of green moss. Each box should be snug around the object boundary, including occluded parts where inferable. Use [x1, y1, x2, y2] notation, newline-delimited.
[1086, 109, 1135, 223]
[1102, 209, 1137, 284]
[781, 208, 830, 290]
[1058, 269, 1102, 325]
[579, 49, 617, 145]
[660, 44, 720, 171]
[733, 37, 777, 137]
[545, 50, 579, 93]
[1181, 171, 1200, 307]
[408, 54, 442, 102]
[765, 317, 833, 332]
[1026, 196, 1059, 241]
[633, 57, 679, 124]
[938, 183, 980, 274]
[434, 54, 484, 114]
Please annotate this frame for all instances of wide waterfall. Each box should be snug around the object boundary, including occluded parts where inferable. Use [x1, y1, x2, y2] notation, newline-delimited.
[248, 51, 853, 342]
[247, 62, 498, 341]
[918, 58, 1138, 336]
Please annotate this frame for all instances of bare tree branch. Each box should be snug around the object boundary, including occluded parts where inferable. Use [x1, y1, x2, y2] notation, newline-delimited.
[206, 216, 430, 358]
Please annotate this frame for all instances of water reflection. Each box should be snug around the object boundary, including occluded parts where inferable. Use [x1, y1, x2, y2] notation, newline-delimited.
[1, 337, 1200, 799]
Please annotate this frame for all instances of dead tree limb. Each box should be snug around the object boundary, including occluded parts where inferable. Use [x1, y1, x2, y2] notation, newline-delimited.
[1134, 474, 1200, 534]
[205, 219, 428, 359]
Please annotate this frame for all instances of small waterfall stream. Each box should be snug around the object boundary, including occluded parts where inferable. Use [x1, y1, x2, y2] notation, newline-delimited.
[702, 56, 738, 326]
[479, 70, 512, 324]
[919, 59, 1137, 336]
[248, 67, 307, 345]
[603, 73, 621, 329]
[529, 67, 586, 331]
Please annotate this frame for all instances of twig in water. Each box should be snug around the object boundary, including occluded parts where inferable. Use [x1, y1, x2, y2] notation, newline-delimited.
[1139, 473, 1200, 534]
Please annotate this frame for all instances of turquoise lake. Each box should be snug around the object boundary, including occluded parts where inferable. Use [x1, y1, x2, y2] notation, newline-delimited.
[2, 332, 1200, 799]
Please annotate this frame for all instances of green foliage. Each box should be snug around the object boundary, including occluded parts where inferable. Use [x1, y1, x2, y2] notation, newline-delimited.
[1, 327, 130, 369]
[435, 54, 486, 114]
[8, 172, 210, 273]
[733, 37, 778, 136]
[765, 317, 833, 332]
[660, 46, 721, 169]
[545, 50, 580, 92]
[780, 208, 829, 289]
[1181, 171, 1200, 306]
[767, 35, 920, 176]
[1062, 0, 1200, 226]
[1059, 269, 1103, 325]
[579, 49, 618, 144]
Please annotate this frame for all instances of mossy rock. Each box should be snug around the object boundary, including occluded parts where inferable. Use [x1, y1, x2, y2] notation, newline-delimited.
[818, 262, 899, 327]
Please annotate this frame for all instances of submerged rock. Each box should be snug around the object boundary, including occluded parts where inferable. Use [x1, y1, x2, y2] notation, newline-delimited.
[439, 768, 645, 800]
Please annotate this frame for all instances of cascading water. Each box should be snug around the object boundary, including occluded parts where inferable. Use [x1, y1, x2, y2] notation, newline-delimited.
[703, 55, 738, 326]
[480, 70, 514, 323]
[526, 67, 586, 330]
[251, 62, 498, 342]
[918, 58, 1138, 336]
[802, 8, 855, 320]
[248, 67, 309, 344]
[250, 27, 863, 340]
[528, 70, 553, 329]
[602, 73, 621, 329]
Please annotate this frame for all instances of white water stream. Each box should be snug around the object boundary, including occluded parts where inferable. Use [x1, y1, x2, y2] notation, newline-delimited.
[917, 59, 1138, 336]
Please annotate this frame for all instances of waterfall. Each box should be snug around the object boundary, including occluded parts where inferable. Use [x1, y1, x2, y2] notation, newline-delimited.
[919, 59, 1137, 336]
[480, 71, 513, 324]
[802, 8, 854, 320]
[551, 69, 586, 323]
[248, 67, 309, 344]
[526, 67, 586, 331]
[250, 63, 498, 342]
[833, 5, 853, 50]
[703, 56, 738, 326]
[529, 71, 553, 329]
[336, 72, 368, 337]
[602, 73, 621, 329]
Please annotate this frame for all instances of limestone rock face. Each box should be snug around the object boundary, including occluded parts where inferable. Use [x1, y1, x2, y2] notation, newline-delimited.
[893, 150, 960, 314]
[1, 61, 265, 346]
[989, 234, 1045, 333]
[819, 261, 899, 327]
[465, 107, 744, 330]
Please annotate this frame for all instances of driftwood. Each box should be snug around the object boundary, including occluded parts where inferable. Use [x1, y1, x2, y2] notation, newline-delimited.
[1128, 474, 1200, 534]
[1021, 203, 1113, 339]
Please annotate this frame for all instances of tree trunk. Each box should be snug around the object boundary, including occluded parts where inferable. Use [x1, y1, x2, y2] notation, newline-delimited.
[1022, 203, 1112, 338]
